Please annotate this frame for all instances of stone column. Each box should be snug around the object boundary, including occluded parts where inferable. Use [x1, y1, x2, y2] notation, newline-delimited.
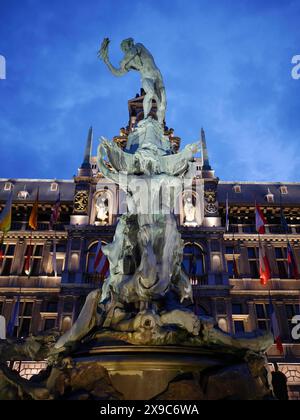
[247, 300, 257, 332]
[239, 243, 249, 277]
[225, 298, 234, 335]
[31, 299, 43, 334]
[42, 240, 52, 275]
[11, 239, 25, 275]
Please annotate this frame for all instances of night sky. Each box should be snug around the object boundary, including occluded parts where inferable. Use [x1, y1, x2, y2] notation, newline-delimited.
[0, 0, 299, 182]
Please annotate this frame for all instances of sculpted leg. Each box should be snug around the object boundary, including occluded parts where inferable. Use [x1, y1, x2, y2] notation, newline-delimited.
[156, 84, 166, 124]
[142, 78, 155, 119]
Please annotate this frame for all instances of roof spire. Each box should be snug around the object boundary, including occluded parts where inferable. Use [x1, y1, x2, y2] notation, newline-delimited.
[78, 127, 93, 176]
[83, 126, 93, 167]
[201, 128, 211, 171]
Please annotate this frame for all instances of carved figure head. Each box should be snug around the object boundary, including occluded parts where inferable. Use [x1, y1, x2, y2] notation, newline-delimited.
[121, 38, 134, 52]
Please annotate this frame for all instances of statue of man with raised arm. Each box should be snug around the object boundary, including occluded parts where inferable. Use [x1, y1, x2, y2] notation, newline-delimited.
[98, 37, 167, 125]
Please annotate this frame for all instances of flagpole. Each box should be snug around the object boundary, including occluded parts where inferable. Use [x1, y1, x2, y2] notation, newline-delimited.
[0, 234, 5, 271]
[51, 188, 61, 278]
[0, 188, 22, 340]
[280, 190, 295, 279]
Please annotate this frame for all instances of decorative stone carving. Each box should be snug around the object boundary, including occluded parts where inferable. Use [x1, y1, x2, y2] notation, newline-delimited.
[204, 185, 219, 216]
[95, 192, 109, 225]
[74, 190, 89, 214]
[183, 195, 197, 227]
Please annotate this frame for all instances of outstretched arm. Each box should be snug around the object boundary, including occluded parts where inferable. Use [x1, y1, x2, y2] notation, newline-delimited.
[104, 59, 128, 77]
[98, 38, 128, 77]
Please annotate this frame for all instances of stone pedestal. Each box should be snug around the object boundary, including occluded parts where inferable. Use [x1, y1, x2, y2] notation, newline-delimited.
[44, 343, 274, 400]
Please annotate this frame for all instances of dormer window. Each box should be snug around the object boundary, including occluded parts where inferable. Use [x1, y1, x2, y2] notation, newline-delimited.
[280, 186, 288, 195]
[266, 188, 274, 203]
[18, 190, 29, 199]
[51, 182, 58, 192]
[233, 185, 241, 194]
[4, 182, 12, 191]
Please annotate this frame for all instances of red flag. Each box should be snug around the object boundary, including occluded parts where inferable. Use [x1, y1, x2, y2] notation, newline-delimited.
[256, 205, 267, 234]
[24, 244, 34, 275]
[50, 193, 61, 230]
[94, 241, 109, 278]
[259, 244, 271, 286]
[233, 257, 239, 279]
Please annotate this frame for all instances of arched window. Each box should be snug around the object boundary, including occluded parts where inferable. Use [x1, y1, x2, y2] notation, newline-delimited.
[86, 241, 107, 273]
[182, 243, 205, 278]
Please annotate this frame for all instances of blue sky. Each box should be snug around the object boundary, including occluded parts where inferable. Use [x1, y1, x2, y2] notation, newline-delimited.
[0, 0, 299, 181]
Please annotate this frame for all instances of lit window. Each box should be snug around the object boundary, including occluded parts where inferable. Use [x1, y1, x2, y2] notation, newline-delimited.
[233, 185, 241, 193]
[18, 190, 29, 199]
[280, 186, 288, 195]
[266, 188, 274, 203]
[4, 182, 12, 191]
[50, 183, 58, 192]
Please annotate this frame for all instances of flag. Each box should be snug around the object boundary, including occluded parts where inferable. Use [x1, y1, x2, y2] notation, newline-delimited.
[280, 209, 289, 234]
[50, 193, 61, 230]
[256, 205, 267, 234]
[0, 192, 13, 233]
[94, 241, 109, 278]
[225, 195, 230, 232]
[29, 190, 39, 230]
[24, 244, 33, 275]
[189, 249, 197, 282]
[259, 243, 271, 286]
[52, 239, 57, 277]
[233, 256, 239, 279]
[7, 296, 20, 337]
[287, 242, 299, 279]
[269, 295, 284, 354]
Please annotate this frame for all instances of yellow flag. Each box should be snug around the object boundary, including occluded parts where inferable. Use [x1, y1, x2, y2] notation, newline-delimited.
[0, 192, 13, 233]
[29, 191, 39, 230]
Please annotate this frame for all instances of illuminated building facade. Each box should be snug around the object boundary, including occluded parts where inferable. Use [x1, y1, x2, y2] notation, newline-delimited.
[0, 92, 299, 398]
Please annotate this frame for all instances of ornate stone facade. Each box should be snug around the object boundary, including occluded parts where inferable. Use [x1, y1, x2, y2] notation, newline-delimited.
[0, 92, 299, 398]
